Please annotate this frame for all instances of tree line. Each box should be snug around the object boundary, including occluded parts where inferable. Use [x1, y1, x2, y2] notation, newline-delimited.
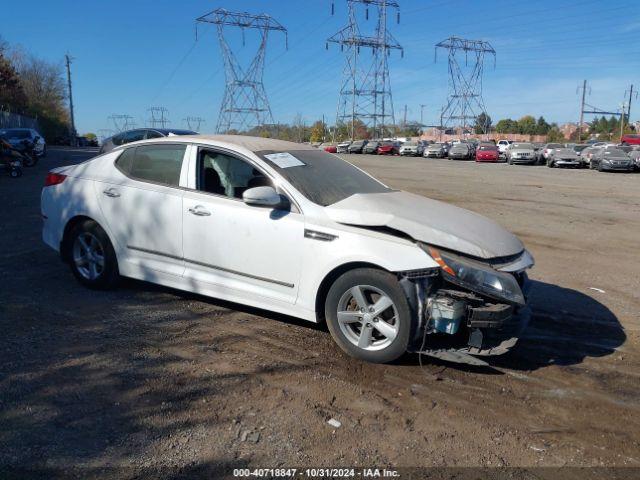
[0, 37, 70, 141]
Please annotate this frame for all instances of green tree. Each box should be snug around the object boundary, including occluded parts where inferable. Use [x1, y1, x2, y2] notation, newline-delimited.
[546, 125, 565, 142]
[495, 118, 516, 134]
[535, 116, 550, 135]
[474, 112, 492, 134]
[309, 120, 326, 143]
[0, 39, 27, 112]
[517, 115, 537, 135]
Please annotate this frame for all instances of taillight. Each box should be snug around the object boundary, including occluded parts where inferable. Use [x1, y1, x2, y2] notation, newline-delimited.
[44, 172, 67, 187]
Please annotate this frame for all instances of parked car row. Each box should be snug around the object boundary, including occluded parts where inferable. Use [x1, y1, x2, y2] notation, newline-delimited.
[319, 136, 640, 174]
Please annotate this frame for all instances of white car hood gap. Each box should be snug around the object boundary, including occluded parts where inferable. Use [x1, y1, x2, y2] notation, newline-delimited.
[326, 191, 524, 259]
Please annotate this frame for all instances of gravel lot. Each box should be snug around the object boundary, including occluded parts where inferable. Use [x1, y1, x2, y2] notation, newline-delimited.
[1, 147, 639, 478]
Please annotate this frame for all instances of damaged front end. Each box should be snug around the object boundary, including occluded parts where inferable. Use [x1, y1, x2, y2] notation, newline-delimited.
[400, 245, 534, 366]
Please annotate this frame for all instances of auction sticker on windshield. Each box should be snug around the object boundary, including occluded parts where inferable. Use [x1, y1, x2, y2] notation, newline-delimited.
[264, 152, 305, 168]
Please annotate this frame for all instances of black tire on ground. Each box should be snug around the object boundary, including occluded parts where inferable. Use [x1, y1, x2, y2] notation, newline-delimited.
[547, 160, 554, 168]
[67, 219, 119, 289]
[598, 163, 604, 172]
[324, 268, 414, 364]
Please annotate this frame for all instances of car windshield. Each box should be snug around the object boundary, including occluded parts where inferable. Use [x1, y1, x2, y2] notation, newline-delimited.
[479, 145, 497, 151]
[403, 142, 417, 147]
[573, 145, 588, 152]
[257, 149, 391, 206]
[2, 129, 30, 139]
[512, 143, 532, 149]
[547, 143, 562, 148]
[604, 149, 626, 156]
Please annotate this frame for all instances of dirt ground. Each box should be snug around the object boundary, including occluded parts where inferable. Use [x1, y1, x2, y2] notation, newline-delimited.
[1, 147, 639, 479]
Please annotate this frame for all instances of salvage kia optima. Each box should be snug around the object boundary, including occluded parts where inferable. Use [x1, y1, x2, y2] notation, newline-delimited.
[41, 136, 533, 364]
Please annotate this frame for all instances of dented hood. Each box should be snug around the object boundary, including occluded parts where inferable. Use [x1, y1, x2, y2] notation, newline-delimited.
[326, 191, 524, 259]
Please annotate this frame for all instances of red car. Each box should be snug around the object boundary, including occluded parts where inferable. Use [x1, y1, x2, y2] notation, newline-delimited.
[323, 144, 337, 153]
[621, 134, 640, 146]
[377, 142, 399, 155]
[475, 145, 499, 162]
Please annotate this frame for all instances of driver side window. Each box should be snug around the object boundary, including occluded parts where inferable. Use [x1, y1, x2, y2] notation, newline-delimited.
[197, 149, 273, 199]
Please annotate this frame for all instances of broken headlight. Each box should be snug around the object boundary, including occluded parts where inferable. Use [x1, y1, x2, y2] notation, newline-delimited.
[423, 246, 526, 306]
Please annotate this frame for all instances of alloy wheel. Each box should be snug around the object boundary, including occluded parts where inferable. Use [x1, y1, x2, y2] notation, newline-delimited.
[72, 232, 105, 280]
[336, 285, 399, 351]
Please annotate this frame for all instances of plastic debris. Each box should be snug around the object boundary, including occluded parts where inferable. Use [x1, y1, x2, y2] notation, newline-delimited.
[327, 418, 342, 428]
[589, 287, 605, 293]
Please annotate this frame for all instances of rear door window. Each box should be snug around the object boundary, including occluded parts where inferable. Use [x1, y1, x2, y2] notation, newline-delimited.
[116, 144, 187, 186]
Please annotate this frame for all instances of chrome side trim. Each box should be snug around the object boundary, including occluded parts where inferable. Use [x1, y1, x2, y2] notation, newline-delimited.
[127, 245, 183, 261]
[304, 229, 337, 242]
[127, 245, 294, 288]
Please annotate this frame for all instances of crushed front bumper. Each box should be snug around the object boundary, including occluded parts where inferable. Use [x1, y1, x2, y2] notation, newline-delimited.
[404, 267, 533, 364]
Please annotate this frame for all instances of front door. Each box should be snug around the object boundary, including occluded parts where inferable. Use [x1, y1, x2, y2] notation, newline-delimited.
[182, 148, 304, 304]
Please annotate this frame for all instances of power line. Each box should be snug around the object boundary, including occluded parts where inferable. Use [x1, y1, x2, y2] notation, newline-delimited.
[435, 37, 496, 133]
[183, 116, 206, 132]
[147, 107, 170, 128]
[195, 8, 288, 133]
[328, 0, 403, 140]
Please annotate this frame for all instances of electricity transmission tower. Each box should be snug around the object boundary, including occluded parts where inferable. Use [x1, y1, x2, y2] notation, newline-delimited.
[435, 36, 495, 134]
[148, 107, 170, 128]
[195, 8, 287, 134]
[183, 116, 206, 132]
[108, 114, 136, 132]
[328, 0, 403, 140]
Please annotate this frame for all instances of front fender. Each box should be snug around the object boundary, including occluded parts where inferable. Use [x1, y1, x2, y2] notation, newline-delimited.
[296, 227, 438, 314]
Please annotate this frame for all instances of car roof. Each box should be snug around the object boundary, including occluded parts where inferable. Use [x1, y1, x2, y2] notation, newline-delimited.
[120, 134, 318, 153]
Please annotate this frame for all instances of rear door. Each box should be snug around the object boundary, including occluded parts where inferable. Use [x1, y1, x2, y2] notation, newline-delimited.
[95, 143, 189, 277]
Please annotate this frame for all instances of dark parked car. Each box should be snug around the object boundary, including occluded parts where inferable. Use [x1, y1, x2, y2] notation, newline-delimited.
[363, 141, 380, 154]
[590, 148, 635, 172]
[347, 140, 368, 154]
[99, 128, 198, 154]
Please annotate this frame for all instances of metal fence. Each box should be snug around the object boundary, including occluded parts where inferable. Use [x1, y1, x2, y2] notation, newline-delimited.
[0, 108, 40, 131]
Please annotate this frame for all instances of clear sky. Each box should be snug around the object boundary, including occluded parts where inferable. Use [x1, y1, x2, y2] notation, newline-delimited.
[3, 0, 639, 134]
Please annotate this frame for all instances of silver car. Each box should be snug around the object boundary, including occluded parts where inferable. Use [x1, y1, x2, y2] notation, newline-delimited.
[424, 142, 446, 158]
[506, 143, 536, 165]
[547, 148, 582, 168]
[336, 141, 351, 153]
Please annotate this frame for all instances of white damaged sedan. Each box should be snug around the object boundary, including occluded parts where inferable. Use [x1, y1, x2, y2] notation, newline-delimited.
[42, 136, 533, 364]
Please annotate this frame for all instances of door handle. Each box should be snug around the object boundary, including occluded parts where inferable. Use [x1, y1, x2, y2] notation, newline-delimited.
[103, 188, 120, 198]
[188, 205, 211, 216]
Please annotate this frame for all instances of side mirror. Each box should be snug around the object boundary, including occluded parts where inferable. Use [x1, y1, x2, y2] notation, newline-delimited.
[242, 186, 281, 207]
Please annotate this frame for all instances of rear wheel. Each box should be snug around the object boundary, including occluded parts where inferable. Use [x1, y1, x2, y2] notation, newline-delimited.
[325, 268, 413, 363]
[68, 220, 119, 289]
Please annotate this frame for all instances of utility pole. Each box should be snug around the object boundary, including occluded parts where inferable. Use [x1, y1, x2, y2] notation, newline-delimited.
[419, 104, 427, 125]
[620, 102, 627, 139]
[65, 54, 77, 146]
[577, 79, 587, 142]
[625, 84, 635, 123]
[403, 104, 407, 128]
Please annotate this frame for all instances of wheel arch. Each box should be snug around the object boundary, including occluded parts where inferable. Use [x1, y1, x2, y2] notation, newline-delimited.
[314, 261, 389, 324]
[60, 215, 101, 263]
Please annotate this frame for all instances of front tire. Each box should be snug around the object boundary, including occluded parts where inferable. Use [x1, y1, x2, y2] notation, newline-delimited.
[325, 268, 413, 363]
[68, 220, 119, 289]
